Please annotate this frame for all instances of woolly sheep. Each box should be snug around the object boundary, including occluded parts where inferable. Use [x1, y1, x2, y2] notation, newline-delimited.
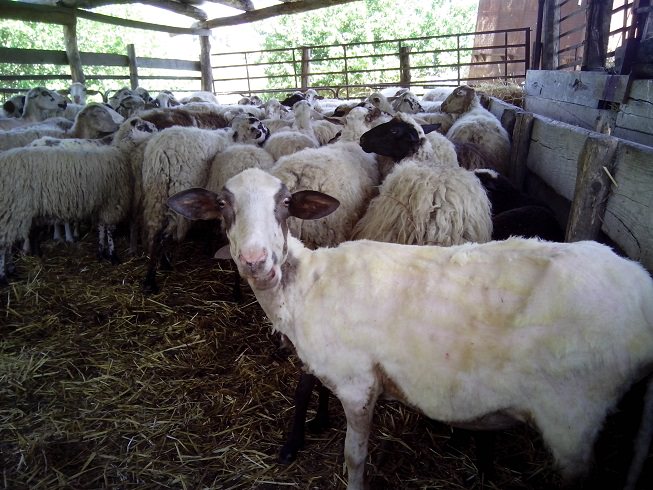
[391, 90, 424, 114]
[141, 125, 232, 292]
[356, 113, 492, 245]
[154, 90, 181, 108]
[180, 91, 219, 105]
[229, 115, 270, 146]
[137, 105, 229, 131]
[270, 142, 380, 249]
[0, 87, 68, 130]
[3, 103, 124, 151]
[168, 167, 653, 490]
[440, 85, 511, 173]
[263, 103, 320, 161]
[0, 117, 152, 284]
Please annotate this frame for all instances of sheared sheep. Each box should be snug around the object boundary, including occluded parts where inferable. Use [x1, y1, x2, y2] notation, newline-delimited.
[168, 167, 653, 490]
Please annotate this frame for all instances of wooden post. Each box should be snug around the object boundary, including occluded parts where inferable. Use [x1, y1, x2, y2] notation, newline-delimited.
[127, 44, 139, 90]
[199, 35, 214, 92]
[508, 111, 535, 190]
[63, 19, 84, 83]
[582, 0, 612, 71]
[399, 45, 411, 88]
[532, 0, 546, 69]
[541, 0, 559, 70]
[565, 134, 619, 242]
[300, 46, 311, 90]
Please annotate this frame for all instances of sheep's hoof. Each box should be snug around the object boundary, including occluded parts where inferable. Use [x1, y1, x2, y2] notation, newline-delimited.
[142, 280, 159, 295]
[278, 441, 301, 465]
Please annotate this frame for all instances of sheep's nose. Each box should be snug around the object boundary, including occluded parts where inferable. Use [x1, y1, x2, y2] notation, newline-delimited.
[239, 249, 268, 273]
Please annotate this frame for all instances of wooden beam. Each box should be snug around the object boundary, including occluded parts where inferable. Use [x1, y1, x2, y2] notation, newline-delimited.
[22, 0, 208, 20]
[74, 8, 211, 34]
[202, 0, 254, 11]
[127, 43, 139, 89]
[0, 0, 74, 24]
[1, 1, 211, 35]
[200, 0, 362, 29]
[582, 0, 612, 71]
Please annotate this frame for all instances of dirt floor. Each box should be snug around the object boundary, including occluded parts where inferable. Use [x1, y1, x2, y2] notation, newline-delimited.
[1, 230, 651, 489]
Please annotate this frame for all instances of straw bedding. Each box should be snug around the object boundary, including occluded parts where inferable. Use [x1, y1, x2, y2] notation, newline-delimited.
[1, 230, 650, 489]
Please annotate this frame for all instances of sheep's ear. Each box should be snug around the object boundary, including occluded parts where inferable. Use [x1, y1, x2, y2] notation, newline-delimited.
[290, 190, 340, 220]
[167, 188, 223, 221]
[324, 116, 344, 125]
[421, 123, 442, 134]
[3, 100, 15, 113]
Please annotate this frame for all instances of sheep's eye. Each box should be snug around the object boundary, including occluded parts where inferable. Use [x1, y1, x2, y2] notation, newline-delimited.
[217, 199, 227, 209]
[283, 197, 291, 207]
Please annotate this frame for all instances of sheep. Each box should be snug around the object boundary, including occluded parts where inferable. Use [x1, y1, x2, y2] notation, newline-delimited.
[0, 87, 68, 130]
[67, 82, 87, 105]
[133, 86, 153, 105]
[168, 166, 653, 490]
[2, 93, 26, 118]
[107, 87, 133, 110]
[440, 85, 512, 174]
[179, 91, 219, 105]
[137, 105, 229, 131]
[421, 86, 454, 101]
[366, 91, 395, 114]
[359, 111, 459, 179]
[140, 125, 232, 292]
[114, 94, 146, 119]
[289, 99, 340, 145]
[2, 103, 124, 151]
[263, 102, 320, 161]
[229, 115, 270, 146]
[154, 90, 181, 108]
[355, 113, 492, 246]
[0, 117, 152, 284]
[270, 142, 380, 249]
[473, 169, 564, 241]
[391, 90, 424, 114]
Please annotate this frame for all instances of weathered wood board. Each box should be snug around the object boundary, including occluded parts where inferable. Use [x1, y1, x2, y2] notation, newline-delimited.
[525, 116, 592, 202]
[525, 70, 630, 106]
[602, 141, 653, 271]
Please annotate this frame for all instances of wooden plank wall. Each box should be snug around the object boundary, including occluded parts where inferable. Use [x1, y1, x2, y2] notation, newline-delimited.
[488, 97, 653, 273]
[524, 70, 653, 147]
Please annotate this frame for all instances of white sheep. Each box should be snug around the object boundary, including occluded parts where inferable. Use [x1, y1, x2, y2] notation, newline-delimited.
[0, 118, 152, 284]
[0, 87, 68, 130]
[67, 82, 87, 105]
[140, 125, 232, 292]
[168, 167, 653, 490]
[391, 90, 424, 114]
[366, 91, 395, 114]
[180, 90, 219, 105]
[440, 85, 512, 174]
[3, 103, 124, 151]
[355, 113, 492, 245]
[270, 141, 380, 250]
[263, 102, 320, 161]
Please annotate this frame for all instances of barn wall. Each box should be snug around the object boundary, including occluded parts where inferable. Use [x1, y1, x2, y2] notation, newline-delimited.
[488, 95, 653, 272]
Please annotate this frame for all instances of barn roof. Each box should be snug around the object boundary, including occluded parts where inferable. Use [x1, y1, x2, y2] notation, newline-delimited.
[2, 0, 363, 35]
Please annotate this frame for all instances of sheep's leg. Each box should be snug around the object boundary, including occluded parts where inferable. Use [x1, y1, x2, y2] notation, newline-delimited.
[0, 249, 8, 286]
[64, 222, 74, 242]
[106, 225, 120, 264]
[307, 379, 331, 433]
[53, 222, 64, 241]
[279, 371, 317, 463]
[143, 229, 166, 294]
[341, 386, 380, 490]
[97, 224, 107, 261]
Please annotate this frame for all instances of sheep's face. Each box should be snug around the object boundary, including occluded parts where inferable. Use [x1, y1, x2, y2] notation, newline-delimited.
[359, 117, 423, 162]
[3, 95, 25, 117]
[391, 92, 424, 114]
[167, 169, 339, 290]
[80, 104, 124, 134]
[69, 83, 87, 105]
[28, 87, 67, 113]
[116, 95, 145, 118]
[440, 85, 475, 114]
[232, 117, 270, 145]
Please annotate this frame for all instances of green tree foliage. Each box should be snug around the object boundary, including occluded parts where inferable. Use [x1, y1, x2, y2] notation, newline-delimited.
[253, 0, 479, 93]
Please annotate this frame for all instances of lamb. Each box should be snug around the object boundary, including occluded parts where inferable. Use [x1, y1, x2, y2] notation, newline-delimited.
[2, 103, 124, 151]
[0, 87, 68, 130]
[440, 85, 512, 173]
[355, 113, 492, 246]
[140, 125, 232, 292]
[168, 167, 653, 490]
[366, 91, 395, 114]
[0, 117, 152, 284]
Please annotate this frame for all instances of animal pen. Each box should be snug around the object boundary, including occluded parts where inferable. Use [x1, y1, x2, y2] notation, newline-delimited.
[1, 0, 653, 489]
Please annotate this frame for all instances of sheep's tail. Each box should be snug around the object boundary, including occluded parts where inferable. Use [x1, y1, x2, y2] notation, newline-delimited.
[624, 375, 653, 490]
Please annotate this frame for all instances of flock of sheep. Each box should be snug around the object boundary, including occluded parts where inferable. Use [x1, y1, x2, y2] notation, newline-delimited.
[1, 82, 652, 489]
